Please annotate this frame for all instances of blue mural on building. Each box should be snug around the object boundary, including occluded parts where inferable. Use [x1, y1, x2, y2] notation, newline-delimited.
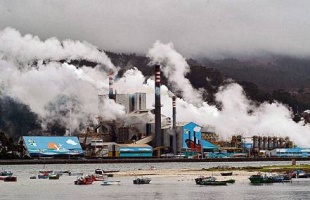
[182, 122, 218, 152]
[23, 136, 83, 157]
[119, 146, 153, 157]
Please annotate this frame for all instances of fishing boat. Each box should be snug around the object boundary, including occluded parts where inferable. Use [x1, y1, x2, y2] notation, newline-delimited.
[195, 176, 216, 185]
[101, 180, 121, 186]
[249, 173, 273, 184]
[291, 170, 308, 178]
[0, 170, 13, 180]
[195, 176, 227, 186]
[0, 170, 13, 176]
[271, 174, 286, 183]
[38, 173, 49, 179]
[74, 175, 94, 185]
[199, 180, 227, 186]
[68, 171, 83, 176]
[39, 170, 53, 174]
[4, 176, 17, 182]
[49, 173, 60, 180]
[91, 174, 107, 181]
[221, 172, 233, 176]
[95, 169, 120, 175]
[133, 177, 151, 184]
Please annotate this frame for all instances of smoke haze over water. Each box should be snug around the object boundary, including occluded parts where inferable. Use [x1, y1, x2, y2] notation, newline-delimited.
[0, 28, 310, 147]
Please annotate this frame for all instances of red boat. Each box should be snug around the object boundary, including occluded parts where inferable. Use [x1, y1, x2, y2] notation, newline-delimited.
[74, 176, 94, 185]
[91, 174, 107, 181]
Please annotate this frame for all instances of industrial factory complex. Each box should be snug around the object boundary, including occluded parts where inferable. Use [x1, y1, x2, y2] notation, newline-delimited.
[19, 65, 310, 159]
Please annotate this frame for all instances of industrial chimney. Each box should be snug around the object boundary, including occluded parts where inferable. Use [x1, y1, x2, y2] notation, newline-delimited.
[154, 65, 162, 147]
[172, 96, 177, 154]
[108, 71, 114, 99]
[263, 137, 268, 150]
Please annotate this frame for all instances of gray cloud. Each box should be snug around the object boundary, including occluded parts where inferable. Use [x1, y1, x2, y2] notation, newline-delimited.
[1, 0, 310, 58]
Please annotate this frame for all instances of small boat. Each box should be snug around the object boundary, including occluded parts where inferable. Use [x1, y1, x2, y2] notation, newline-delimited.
[133, 177, 151, 184]
[95, 169, 120, 175]
[291, 170, 308, 178]
[221, 172, 233, 176]
[39, 170, 53, 174]
[0, 170, 13, 180]
[249, 173, 273, 184]
[38, 173, 49, 179]
[195, 176, 227, 186]
[74, 176, 94, 185]
[68, 171, 83, 176]
[195, 176, 216, 185]
[49, 173, 60, 180]
[0, 170, 13, 176]
[199, 180, 227, 186]
[91, 174, 107, 181]
[101, 180, 121, 186]
[271, 174, 285, 183]
[4, 176, 17, 182]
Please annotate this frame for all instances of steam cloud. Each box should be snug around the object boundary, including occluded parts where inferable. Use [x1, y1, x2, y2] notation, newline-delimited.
[0, 28, 125, 133]
[1, 27, 310, 147]
[0, 27, 115, 71]
[147, 41, 204, 105]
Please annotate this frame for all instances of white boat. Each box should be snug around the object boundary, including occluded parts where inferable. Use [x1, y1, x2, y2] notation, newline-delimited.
[101, 180, 121, 186]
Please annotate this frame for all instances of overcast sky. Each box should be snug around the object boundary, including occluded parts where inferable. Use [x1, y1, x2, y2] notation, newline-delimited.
[1, 0, 310, 59]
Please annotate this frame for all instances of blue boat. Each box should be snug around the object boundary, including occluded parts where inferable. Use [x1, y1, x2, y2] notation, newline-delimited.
[272, 175, 284, 182]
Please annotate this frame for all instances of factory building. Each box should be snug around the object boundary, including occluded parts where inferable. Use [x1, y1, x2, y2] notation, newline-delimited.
[108, 143, 153, 157]
[21, 136, 83, 158]
[269, 148, 310, 157]
[115, 93, 146, 113]
[175, 122, 219, 157]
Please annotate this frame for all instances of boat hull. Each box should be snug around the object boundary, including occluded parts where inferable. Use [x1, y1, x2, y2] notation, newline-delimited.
[133, 178, 151, 184]
[4, 176, 17, 182]
[101, 180, 121, 186]
[249, 175, 273, 184]
[199, 181, 227, 186]
[221, 172, 233, 176]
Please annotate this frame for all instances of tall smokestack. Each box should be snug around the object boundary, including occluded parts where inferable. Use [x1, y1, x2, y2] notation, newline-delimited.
[172, 96, 177, 154]
[154, 65, 162, 147]
[108, 71, 114, 99]
[263, 137, 268, 150]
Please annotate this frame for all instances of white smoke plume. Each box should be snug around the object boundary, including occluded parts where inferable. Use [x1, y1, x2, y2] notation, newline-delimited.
[0, 27, 116, 71]
[147, 41, 204, 105]
[112, 66, 310, 147]
[1, 27, 310, 148]
[0, 27, 125, 133]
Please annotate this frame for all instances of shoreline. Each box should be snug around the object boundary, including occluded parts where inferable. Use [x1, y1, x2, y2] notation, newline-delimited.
[0, 157, 309, 165]
[114, 168, 256, 183]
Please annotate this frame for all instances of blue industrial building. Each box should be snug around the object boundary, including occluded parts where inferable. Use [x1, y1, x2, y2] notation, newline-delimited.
[22, 136, 84, 158]
[270, 147, 310, 157]
[108, 143, 153, 157]
[176, 122, 219, 157]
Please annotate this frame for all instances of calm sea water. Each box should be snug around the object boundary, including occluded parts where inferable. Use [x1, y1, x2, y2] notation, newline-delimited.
[1, 161, 310, 200]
